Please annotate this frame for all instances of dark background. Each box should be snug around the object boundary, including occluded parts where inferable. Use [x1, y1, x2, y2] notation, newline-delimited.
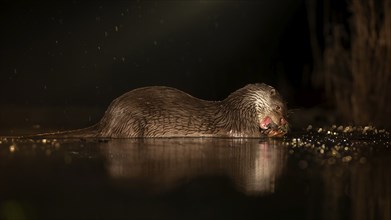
[0, 0, 327, 132]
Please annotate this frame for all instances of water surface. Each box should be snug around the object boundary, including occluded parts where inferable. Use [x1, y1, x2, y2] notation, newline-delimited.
[0, 127, 390, 220]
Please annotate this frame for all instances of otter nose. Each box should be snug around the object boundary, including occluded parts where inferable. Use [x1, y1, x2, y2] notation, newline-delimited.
[280, 117, 288, 125]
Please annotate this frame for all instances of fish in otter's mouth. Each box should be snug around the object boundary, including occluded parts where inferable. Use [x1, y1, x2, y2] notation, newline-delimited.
[259, 116, 289, 137]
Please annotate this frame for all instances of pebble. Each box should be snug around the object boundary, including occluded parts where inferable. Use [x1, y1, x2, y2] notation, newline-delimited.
[284, 125, 390, 167]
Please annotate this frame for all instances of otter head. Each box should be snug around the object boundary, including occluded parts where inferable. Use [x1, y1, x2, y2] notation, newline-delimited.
[241, 83, 289, 137]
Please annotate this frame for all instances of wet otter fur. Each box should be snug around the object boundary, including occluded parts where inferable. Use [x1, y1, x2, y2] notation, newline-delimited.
[30, 83, 288, 138]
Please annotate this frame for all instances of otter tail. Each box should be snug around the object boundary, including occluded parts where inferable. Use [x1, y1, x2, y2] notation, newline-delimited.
[22, 124, 100, 139]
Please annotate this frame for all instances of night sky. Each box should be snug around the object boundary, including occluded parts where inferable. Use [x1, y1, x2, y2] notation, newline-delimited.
[0, 0, 312, 129]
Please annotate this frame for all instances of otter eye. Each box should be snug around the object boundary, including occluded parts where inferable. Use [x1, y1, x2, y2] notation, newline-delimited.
[270, 89, 276, 96]
[275, 105, 281, 111]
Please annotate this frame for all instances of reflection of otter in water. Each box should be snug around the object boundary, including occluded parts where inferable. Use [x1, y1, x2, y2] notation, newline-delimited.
[34, 83, 288, 138]
[102, 138, 287, 195]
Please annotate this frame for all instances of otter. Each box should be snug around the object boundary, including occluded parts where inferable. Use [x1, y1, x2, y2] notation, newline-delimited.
[30, 83, 289, 138]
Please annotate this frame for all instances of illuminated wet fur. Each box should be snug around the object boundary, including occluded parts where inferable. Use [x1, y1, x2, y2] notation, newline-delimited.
[97, 83, 288, 138]
[27, 83, 288, 138]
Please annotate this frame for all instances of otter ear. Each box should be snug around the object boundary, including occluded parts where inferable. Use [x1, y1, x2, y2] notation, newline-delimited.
[270, 88, 276, 96]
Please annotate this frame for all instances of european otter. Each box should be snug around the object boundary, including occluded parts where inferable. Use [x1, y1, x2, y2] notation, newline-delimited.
[31, 83, 288, 138]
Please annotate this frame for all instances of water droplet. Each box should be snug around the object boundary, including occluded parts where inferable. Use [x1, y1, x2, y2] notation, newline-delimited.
[342, 156, 352, 163]
[9, 145, 16, 153]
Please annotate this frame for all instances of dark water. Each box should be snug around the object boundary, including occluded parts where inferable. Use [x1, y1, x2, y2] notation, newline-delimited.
[0, 127, 390, 220]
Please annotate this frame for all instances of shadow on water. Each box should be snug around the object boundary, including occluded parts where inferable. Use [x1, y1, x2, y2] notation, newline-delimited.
[0, 129, 390, 220]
